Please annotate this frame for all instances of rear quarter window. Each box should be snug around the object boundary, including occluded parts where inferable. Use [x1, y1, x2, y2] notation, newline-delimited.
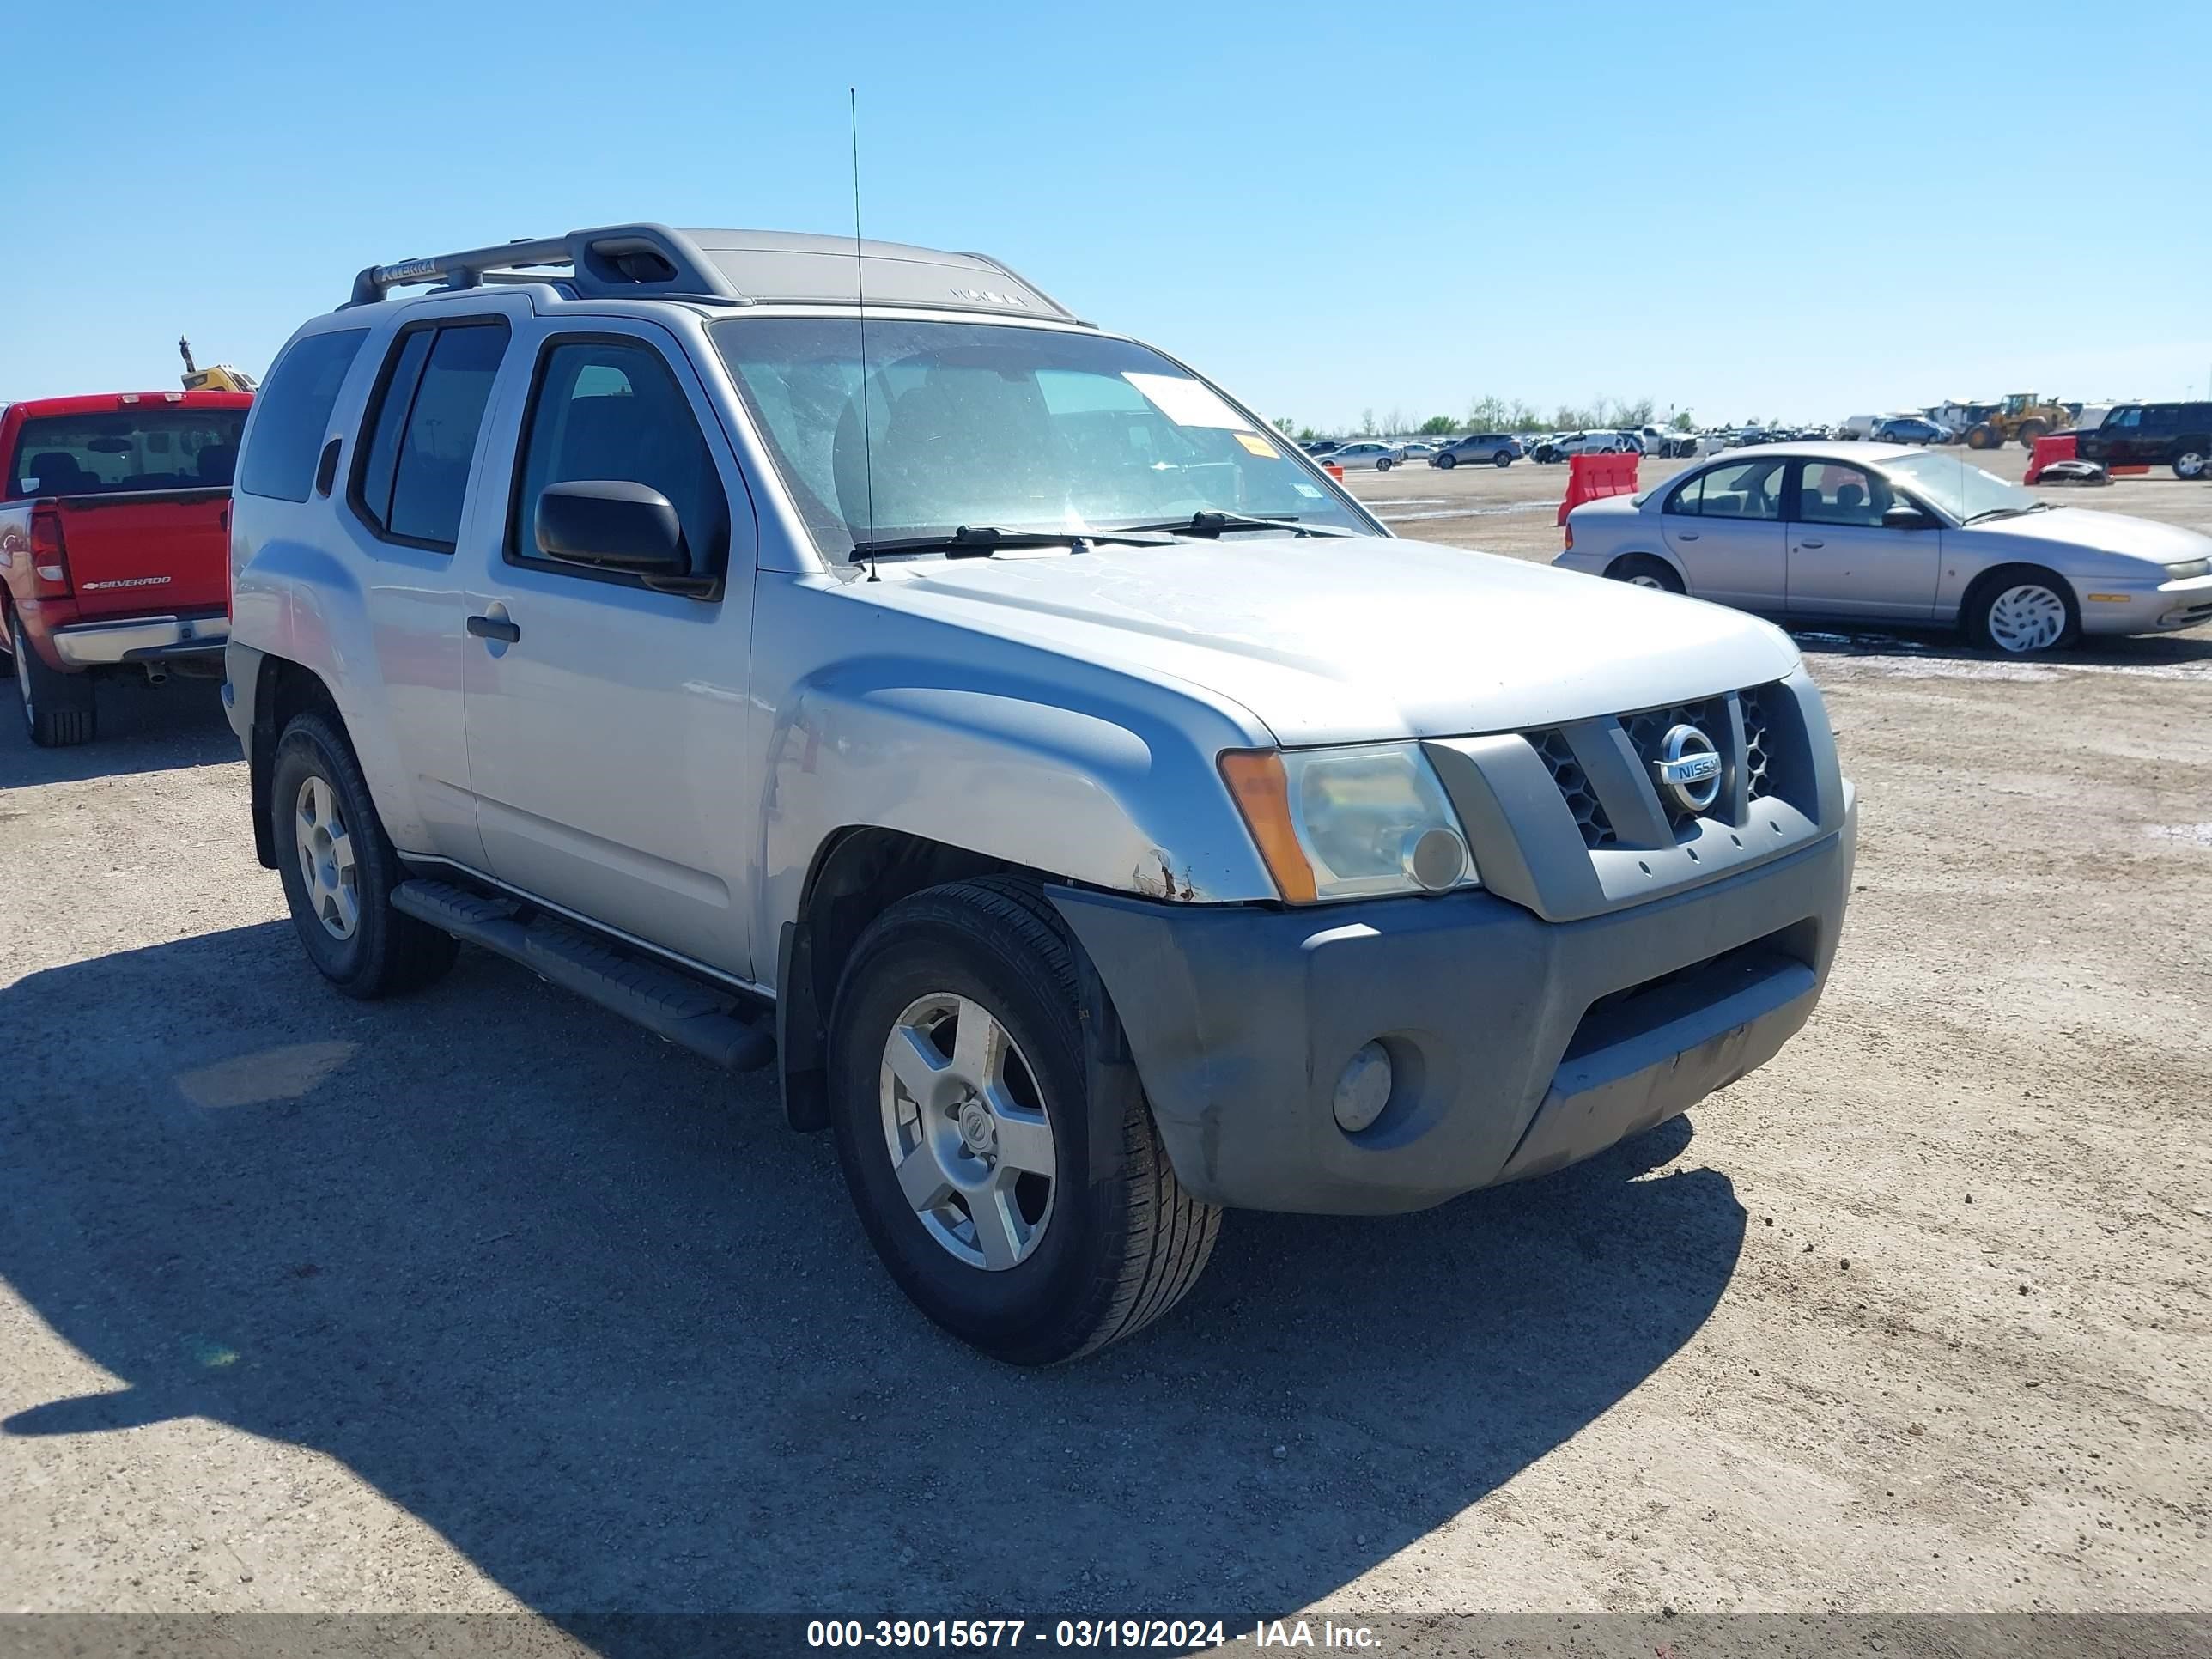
[240, 329, 368, 502]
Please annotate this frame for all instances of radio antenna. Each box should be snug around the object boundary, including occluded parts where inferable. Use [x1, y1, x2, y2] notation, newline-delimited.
[850, 87, 878, 582]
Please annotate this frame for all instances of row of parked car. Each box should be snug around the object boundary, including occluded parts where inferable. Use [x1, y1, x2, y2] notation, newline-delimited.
[1303, 425, 1708, 471]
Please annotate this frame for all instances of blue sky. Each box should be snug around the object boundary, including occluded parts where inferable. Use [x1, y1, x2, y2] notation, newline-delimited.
[6, 2, 2208, 429]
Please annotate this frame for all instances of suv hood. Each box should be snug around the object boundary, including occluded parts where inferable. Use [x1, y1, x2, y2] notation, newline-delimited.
[1970, 507, 2212, 565]
[874, 536, 1800, 745]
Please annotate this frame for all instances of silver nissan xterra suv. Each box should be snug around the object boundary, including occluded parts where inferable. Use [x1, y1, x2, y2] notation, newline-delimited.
[226, 224, 1856, 1364]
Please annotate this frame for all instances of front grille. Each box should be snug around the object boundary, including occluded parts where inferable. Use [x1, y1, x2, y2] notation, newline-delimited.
[1528, 682, 1792, 845]
[1739, 685, 1772, 801]
[1532, 728, 1616, 848]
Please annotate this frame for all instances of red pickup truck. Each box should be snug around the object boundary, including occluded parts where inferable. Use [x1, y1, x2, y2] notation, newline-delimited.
[0, 390, 251, 746]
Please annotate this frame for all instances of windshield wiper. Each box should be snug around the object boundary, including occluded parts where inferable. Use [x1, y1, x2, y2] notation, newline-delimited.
[1106, 511, 1356, 539]
[848, 524, 1177, 561]
[1964, 502, 2055, 525]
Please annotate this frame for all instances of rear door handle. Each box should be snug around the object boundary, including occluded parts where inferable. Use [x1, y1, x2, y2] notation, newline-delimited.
[1798, 538, 1825, 549]
[466, 615, 520, 643]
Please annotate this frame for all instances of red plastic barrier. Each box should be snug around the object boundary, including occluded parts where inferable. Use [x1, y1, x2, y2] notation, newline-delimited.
[2024, 433, 2076, 484]
[1325, 463, 1345, 479]
[1559, 450, 1640, 526]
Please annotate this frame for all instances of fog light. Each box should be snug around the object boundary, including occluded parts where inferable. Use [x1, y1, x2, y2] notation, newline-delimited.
[1333, 1041, 1394, 1133]
[1403, 826, 1468, 891]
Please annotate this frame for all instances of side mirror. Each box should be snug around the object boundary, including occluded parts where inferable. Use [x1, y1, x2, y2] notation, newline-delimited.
[536, 480, 689, 574]
[1881, 502, 1931, 530]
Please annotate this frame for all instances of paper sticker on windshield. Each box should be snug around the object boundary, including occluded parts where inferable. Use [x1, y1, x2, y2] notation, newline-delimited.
[1292, 483, 1323, 498]
[1122, 372, 1252, 431]
[1233, 432, 1279, 458]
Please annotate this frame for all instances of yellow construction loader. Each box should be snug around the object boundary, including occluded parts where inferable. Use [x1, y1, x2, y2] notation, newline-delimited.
[1964, 392, 2069, 452]
[178, 337, 258, 394]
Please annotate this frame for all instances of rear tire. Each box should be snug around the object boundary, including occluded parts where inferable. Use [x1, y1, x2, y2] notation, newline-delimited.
[828, 877, 1219, 1365]
[1374, 456, 1393, 471]
[2172, 449, 2207, 481]
[13, 611, 96, 748]
[270, 711, 459, 998]
[1607, 554, 1685, 593]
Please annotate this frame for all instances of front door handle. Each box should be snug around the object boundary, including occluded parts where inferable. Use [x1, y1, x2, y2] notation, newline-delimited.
[467, 614, 520, 644]
[1676, 532, 1700, 541]
[1798, 538, 1825, 549]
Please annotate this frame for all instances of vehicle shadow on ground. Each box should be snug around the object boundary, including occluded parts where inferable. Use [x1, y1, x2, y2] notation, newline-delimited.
[1790, 624, 2212, 670]
[0, 675, 235, 787]
[0, 923, 1743, 1634]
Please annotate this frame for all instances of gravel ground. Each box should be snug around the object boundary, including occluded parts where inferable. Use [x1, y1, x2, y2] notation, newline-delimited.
[2, 450, 2208, 1629]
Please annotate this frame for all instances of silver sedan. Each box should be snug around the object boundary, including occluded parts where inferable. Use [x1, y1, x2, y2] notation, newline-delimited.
[1554, 442, 2212, 653]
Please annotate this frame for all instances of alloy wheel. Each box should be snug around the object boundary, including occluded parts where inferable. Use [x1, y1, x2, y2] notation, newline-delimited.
[2175, 451, 2207, 480]
[878, 992, 1057, 1271]
[294, 774, 362, 940]
[1985, 583, 2068, 653]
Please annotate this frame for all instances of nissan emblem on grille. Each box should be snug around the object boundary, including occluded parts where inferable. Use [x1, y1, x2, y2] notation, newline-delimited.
[1652, 724, 1723, 815]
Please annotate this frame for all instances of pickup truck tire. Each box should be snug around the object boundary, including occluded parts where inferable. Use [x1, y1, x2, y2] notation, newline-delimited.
[828, 877, 1219, 1364]
[13, 611, 95, 748]
[270, 712, 459, 999]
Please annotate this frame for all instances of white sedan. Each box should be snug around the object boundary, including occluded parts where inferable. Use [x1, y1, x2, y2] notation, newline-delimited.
[1554, 442, 2212, 653]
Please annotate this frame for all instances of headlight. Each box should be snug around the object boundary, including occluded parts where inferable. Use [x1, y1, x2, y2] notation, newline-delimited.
[1220, 744, 1477, 902]
[2164, 558, 2210, 580]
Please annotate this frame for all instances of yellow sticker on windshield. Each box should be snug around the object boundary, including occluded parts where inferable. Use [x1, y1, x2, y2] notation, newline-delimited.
[1234, 432, 1279, 458]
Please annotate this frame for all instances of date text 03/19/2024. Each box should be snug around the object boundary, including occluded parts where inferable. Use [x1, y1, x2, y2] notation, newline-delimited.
[803, 1619, 1382, 1650]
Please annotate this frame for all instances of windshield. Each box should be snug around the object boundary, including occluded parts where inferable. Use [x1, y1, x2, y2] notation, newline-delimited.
[711, 318, 1373, 558]
[1881, 451, 2039, 521]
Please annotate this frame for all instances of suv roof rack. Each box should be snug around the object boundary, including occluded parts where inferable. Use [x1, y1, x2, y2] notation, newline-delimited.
[348, 223, 1085, 324]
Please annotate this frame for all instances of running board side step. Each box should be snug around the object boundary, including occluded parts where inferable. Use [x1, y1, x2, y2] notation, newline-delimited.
[392, 879, 775, 1073]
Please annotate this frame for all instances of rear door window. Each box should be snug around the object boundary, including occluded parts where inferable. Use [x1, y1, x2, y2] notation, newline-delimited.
[240, 329, 368, 501]
[352, 319, 509, 551]
[1667, 459, 1782, 518]
[9, 407, 248, 500]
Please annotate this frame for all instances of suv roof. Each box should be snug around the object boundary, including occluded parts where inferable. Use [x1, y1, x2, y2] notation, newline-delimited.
[346, 222, 1085, 325]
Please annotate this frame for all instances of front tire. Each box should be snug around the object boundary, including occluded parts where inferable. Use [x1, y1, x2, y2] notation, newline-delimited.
[13, 611, 95, 748]
[271, 711, 459, 998]
[1493, 450, 1512, 467]
[828, 878, 1219, 1365]
[1966, 425, 1996, 451]
[1436, 453, 1456, 470]
[1967, 568, 2077, 655]
[2017, 420, 2048, 449]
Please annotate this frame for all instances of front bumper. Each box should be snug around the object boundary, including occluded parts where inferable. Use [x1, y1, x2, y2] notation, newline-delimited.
[51, 613, 229, 668]
[2076, 572, 2212, 635]
[1050, 797, 1855, 1215]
